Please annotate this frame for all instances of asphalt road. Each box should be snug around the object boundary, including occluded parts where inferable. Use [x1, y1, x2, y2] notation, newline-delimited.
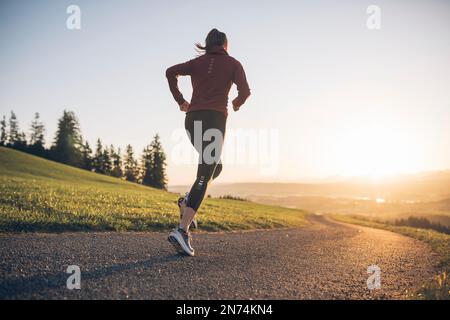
[0, 215, 438, 299]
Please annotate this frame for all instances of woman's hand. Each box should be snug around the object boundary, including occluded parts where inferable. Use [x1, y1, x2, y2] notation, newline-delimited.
[179, 101, 190, 112]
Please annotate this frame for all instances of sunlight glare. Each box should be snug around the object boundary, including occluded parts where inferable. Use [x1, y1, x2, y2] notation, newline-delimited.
[332, 117, 422, 180]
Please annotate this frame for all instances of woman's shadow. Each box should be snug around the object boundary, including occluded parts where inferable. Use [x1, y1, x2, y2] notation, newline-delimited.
[0, 252, 186, 299]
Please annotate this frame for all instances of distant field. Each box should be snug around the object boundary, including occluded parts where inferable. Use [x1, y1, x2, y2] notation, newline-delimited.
[0, 147, 307, 232]
[183, 182, 450, 227]
[246, 195, 450, 227]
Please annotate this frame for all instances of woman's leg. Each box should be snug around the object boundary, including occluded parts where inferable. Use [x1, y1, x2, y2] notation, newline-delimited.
[179, 162, 216, 231]
[179, 207, 196, 231]
[212, 162, 222, 180]
[182, 110, 226, 230]
[186, 163, 218, 209]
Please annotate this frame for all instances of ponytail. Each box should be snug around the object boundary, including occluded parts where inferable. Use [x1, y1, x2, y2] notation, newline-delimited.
[195, 28, 227, 53]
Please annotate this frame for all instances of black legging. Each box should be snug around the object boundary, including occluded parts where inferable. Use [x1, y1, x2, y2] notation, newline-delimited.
[185, 110, 226, 211]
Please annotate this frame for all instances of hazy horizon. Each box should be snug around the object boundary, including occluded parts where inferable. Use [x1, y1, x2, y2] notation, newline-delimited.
[168, 168, 450, 187]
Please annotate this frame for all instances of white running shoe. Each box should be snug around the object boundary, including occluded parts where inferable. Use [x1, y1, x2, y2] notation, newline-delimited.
[168, 227, 195, 256]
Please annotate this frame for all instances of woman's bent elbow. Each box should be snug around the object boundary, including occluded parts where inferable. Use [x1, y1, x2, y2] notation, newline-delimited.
[165, 68, 173, 78]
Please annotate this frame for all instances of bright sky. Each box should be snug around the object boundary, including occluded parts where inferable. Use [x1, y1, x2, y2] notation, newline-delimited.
[1, 0, 449, 185]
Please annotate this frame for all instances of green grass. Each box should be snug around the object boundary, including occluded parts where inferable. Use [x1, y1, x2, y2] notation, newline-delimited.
[330, 214, 450, 300]
[0, 147, 307, 233]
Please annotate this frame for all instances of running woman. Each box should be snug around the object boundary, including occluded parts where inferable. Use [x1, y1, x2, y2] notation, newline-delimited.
[165, 29, 251, 256]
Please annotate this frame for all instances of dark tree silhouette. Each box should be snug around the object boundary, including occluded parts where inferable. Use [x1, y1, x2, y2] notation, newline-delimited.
[8, 111, 27, 151]
[140, 144, 152, 185]
[110, 145, 123, 178]
[124, 144, 138, 182]
[141, 134, 167, 190]
[394, 216, 450, 234]
[93, 138, 105, 173]
[81, 140, 94, 171]
[8, 111, 20, 147]
[102, 146, 112, 175]
[2, 109, 168, 187]
[29, 112, 46, 156]
[16, 132, 28, 151]
[0, 115, 7, 146]
[51, 110, 83, 167]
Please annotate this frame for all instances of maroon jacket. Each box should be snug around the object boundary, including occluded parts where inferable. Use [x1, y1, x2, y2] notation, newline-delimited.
[166, 46, 251, 116]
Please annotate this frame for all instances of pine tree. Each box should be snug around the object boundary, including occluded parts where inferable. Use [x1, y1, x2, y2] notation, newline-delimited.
[51, 110, 83, 167]
[29, 112, 46, 156]
[150, 134, 167, 189]
[110, 145, 123, 178]
[124, 144, 138, 182]
[16, 131, 28, 151]
[142, 134, 167, 189]
[0, 115, 7, 146]
[93, 138, 105, 173]
[8, 111, 20, 147]
[8, 111, 27, 151]
[102, 147, 112, 175]
[81, 140, 94, 171]
[141, 145, 153, 186]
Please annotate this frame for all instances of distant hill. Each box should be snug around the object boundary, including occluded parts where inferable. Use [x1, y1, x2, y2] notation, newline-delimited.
[170, 171, 450, 226]
[171, 171, 450, 202]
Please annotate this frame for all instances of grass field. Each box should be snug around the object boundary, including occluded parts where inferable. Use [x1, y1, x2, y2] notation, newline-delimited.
[330, 214, 450, 299]
[0, 147, 307, 232]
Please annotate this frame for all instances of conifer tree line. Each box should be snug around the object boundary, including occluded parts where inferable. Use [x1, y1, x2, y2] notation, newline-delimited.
[0, 110, 167, 189]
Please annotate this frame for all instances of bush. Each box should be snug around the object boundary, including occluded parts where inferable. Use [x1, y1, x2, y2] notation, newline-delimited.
[394, 216, 450, 235]
[218, 195, 247, 201]
[414, 272, 450, 300]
